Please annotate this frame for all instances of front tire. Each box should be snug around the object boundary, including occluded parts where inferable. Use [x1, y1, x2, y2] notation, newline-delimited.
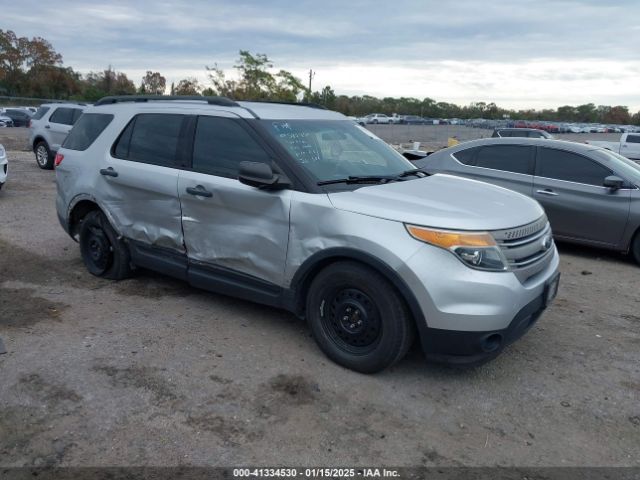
[306, 261, 415, 373]
[79, 211, 131, 280]
[34, 141, 53, 170]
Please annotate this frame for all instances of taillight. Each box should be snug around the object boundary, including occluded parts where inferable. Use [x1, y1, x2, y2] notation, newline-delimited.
[54, 153, 64, 167]
[28, 120, 32, 128]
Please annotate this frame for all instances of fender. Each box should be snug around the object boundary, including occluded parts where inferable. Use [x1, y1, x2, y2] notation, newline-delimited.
[284, 247, 428, 334]
[66, 193, 124, 239]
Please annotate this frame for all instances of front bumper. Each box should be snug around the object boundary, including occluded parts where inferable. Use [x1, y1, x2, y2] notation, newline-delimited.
[397, 242, 560, 363]
[422, 277, 557, 365]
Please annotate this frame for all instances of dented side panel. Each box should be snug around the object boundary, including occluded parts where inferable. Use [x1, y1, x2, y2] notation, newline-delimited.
[284, 191, 423, 288]
[178, 171, 292, 285]
[99, 157, 185, 252]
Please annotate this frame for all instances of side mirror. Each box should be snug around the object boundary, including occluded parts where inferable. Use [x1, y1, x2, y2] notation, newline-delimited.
[603, 175, 624, 191]
[238, 161, 290, 190]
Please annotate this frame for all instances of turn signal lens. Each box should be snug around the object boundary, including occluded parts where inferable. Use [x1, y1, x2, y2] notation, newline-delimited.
[405, 225, 496, 248]
[54, 153, 64, 167]
[406, 224, 507, 271]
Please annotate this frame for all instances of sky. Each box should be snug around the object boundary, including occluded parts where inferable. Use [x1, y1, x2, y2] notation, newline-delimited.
[3, 0, 640, 111]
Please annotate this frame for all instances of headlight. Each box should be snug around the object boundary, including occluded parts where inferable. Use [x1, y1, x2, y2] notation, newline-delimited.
[406, 224, 508, 271]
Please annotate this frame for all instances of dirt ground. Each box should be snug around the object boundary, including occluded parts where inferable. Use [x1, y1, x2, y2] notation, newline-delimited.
[0, 146, 639, 468]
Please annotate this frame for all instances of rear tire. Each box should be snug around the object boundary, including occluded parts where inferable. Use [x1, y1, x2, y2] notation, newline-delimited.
[34, 141, 53, 170]
[306, 261, 415, 373]
[79, 211, 131, 280]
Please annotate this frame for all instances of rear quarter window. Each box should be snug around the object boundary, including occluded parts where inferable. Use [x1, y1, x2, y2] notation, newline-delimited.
[62, 114, 114, 151]
[452, 147, 477, 165]
[32, 107, 50, 120]
[49, 107, 75, 125]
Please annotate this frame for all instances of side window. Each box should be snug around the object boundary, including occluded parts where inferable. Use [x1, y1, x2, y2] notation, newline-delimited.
[33, 107, 50, 120]
[537, 148, 611, 186]
[626, 135, 640, 144]
[49, 108, 75, 125]
[452, 147, 478, 165]
[112, 114, 184, 167]
[62, 114, 113, 151]
[475, 145, 534, 174]
[192, 116, 271, 178]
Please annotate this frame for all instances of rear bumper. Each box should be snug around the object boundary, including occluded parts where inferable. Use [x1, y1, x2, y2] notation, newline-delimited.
[421, 282, 554, 366]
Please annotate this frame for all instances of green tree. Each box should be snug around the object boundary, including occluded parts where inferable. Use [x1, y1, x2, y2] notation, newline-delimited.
[0, 29, 62, 95]
[140, 71, 166, 95]
[206, 50, 305, 102]
[81, 67, 136, 101]
[173, 77, 201, 95]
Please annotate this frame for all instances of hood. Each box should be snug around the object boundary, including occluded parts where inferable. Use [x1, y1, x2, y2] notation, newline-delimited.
[327, 174, 544, 231]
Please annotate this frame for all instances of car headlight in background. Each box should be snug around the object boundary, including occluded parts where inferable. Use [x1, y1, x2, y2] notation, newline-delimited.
[405, 224, 508, 271]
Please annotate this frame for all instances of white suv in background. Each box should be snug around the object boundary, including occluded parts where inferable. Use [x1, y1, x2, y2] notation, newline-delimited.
[29, 103, 88, 169]
[365, 113, 391, 124]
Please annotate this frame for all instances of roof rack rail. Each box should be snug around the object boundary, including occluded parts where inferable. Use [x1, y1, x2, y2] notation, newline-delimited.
[245, 100, 327, 110]
[94, 95, 239, 107]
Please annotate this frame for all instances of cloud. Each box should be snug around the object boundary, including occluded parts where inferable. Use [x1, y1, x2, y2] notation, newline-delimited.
[2, 0, 640, 109]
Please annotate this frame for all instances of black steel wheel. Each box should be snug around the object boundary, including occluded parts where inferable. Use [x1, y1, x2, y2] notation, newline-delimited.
[79, 210, 131, 280]
[306, 261, 415, 373]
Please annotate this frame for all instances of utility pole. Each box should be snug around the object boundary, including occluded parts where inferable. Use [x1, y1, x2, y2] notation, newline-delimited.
[308, 69, 315, 99]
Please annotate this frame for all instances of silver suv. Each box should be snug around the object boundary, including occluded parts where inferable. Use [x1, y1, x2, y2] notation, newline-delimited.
[29, 103, 88, 169]
[55, 96, 559, 373]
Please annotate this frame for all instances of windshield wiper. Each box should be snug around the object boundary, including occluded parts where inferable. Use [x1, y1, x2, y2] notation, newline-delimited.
[317, 169, 428, 186]
[397, 169, 428, 178]
[317, 175, 396, 186]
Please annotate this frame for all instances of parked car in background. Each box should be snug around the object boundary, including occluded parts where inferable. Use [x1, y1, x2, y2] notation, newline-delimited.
[0, 114, 13, 127]
[55, 95, 559, 372]
[0, 143, 7, 190]
[415, 137, 640, 263]
[586, 133, 640, 160]
[364, 113, 390, 124]
[3, 109, 32, 127]
[29, 103, 88, 169]
[400, 115, 425, 125]
[493, 128, 553, 139]
[347, 116, 367, 127]
[19, 106, 38, 115]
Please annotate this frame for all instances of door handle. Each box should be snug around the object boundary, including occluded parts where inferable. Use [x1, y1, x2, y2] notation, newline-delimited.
[99, 167, 118, 177]
[622, 145, 628, 148]
[186, 185, 213, 198]
[44, 125, 50, 129]
[536, 189, 558, 196]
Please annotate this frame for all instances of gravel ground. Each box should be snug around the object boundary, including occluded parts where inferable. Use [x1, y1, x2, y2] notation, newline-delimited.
[0, 150, 639, 468]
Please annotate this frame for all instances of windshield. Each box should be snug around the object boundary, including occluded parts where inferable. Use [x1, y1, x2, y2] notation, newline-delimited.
[262, 120, 415, 183]
[594, 149, 640, 185]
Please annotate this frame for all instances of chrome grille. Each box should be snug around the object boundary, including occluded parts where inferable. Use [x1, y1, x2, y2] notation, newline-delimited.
[492, 216, 554, 282]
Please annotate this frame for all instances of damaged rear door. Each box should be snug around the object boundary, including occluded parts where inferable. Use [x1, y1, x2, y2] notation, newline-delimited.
[178, 114, 291, 303]
[100, 112, 186, 254]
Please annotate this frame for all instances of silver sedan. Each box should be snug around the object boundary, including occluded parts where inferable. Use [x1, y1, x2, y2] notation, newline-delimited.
[415, 137, 640, 264]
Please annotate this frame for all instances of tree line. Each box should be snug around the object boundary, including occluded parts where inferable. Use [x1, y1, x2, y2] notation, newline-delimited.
[1, 29, 639, 125]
